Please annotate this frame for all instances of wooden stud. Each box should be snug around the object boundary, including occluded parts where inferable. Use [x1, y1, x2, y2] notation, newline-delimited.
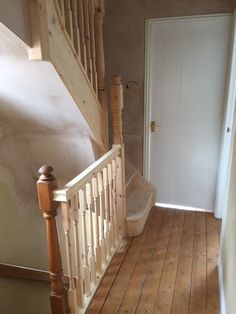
[37, 165, 66, 314]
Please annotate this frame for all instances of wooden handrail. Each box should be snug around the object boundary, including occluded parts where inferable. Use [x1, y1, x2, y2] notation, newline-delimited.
[0, 263, 50, 282]
[53, 146, 120, 202]
[37, 166, 66, 314]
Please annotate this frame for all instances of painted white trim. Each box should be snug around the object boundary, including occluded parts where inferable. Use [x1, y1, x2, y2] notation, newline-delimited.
[155, 202, 213, 213]
[143, 18, 151, 180]
[147, 13, 232, 25]
[218, 256, 226, 314]
[215, 9, 236, 219]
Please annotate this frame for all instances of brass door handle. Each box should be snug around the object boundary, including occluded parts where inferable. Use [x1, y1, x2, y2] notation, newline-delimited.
[151, 121, 158, 132]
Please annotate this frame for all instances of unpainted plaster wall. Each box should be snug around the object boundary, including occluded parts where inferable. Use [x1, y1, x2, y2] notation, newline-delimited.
[0, 0, 31, 46]
[104, 0, 236, 173]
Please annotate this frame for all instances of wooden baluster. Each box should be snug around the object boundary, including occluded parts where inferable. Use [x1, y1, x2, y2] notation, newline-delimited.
[83, 0, 93, 83]
[92, 176, 102, 274]
[94, 0, 105, 106]
[89, 0, 98, 94]
[64, 0, 73, 40]
[37, 166, 66, 314]
[102, 166, 111, 257]
[58, 0, 65, 23]
[61, 202, 77, 314]
[71, 195, 84, 309]
[85, 182, 96, 285]
[112, 158, 118, 243]
[107, 163, 115, 250]
[77, 0, 87, 71]
[97, 171, 106, 266]
[111, 76, 126, 238]
[78, 188, 91, 296]
[71, 0, 81, 56]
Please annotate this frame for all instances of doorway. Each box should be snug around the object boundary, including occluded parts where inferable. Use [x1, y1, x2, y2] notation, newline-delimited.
[144, 14, 232, 211]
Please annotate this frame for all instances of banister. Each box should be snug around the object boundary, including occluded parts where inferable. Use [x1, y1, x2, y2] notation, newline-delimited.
[53, 145, 120, 202]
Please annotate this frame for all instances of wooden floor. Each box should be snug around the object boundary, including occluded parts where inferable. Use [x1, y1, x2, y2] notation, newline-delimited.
[87, 207, 221, 314]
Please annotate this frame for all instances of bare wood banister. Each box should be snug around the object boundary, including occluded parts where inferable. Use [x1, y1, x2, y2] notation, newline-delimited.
[37, 165, 66, 314]
[94, 0, 105, 107]
[53, 146, 120, 202]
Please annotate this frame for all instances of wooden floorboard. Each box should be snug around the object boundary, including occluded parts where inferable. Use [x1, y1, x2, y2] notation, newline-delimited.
[86, 208, 221, 314]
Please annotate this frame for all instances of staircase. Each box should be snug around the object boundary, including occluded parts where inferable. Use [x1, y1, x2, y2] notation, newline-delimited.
[0, 1, 155, 313]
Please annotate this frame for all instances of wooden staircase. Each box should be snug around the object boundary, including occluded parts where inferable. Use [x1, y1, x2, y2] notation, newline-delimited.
[29, 0, 107, 151]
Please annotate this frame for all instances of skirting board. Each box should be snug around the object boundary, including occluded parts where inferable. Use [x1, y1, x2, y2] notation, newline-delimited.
[218, 256, 226, 314]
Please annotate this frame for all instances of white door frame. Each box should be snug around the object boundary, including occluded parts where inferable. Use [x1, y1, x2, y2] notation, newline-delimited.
[143, 14, 234, 213]
[215, 9, 236, 218]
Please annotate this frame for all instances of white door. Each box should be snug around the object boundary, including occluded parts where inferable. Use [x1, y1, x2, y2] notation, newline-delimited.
[145, 15, 232, 211]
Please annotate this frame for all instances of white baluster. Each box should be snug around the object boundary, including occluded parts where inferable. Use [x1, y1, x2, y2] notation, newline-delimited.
[86, 182, 96, 285]
[102, 166, 111, 257]
[77, 0, 87, 71]
[71, 195, 84, 309]
[78, 188, 91, 296]
[61, 202, 77, 314]
[108, 163, 115, 250]
[97, 171, 106, 265]
[92, 176, 102, 274]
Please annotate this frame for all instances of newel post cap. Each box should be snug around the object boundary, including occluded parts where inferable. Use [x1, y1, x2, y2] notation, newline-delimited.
[38, 165, 55, 182]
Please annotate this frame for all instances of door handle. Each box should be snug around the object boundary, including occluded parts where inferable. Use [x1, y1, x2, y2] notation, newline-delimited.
[151, 121, 158, 132]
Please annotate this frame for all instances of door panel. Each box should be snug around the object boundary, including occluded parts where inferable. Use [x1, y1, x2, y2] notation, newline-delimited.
[147, 15, 232, 210]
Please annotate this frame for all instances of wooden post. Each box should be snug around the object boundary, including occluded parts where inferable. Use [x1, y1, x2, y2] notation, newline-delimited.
[111, 76, 123, 145]
[111, 76, 126, 238]
[37, 165, 66, 314]
[94, 0, 105, 107]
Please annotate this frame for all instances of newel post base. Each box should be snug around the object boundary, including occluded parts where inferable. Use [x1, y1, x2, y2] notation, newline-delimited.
[37, 165, 66, 314]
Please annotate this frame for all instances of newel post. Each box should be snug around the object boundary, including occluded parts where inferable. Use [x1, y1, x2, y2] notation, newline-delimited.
[111, 76, 126, 238]
[37, 166, 66, 314]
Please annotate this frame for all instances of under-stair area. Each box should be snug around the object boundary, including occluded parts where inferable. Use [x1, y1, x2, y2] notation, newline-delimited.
[87, 207, 221, 314]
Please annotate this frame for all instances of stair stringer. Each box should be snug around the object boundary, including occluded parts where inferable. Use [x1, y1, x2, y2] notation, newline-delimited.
[28, 0, 107, 153]
[125, 160, 156, 237]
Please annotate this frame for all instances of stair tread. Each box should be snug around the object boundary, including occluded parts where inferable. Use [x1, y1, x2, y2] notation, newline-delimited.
[126, 188, 153, 221]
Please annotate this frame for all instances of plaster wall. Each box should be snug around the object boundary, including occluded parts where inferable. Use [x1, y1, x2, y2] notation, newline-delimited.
[0, 0, 31, 46]
[0, 23, 96, 270]
[104, 0, 236, 173]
